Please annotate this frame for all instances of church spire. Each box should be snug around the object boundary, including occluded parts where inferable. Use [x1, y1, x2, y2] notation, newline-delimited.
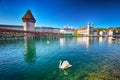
[87, 22, 91, 28]
[92, 23, 94, 27]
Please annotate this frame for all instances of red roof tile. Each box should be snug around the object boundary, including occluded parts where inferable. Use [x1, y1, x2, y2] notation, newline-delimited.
[79, 28, 87, 30]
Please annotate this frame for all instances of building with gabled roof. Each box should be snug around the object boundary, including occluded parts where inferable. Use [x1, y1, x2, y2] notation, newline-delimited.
[107, 29, 113, 36]
[77, 22, 94, 36]
[60, 26, 74, 36]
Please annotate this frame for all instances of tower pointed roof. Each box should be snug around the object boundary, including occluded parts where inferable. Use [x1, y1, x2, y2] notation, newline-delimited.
[92, 23, 94, 27]
[88, 22, 91, 25]
[22, 10, 36, 23]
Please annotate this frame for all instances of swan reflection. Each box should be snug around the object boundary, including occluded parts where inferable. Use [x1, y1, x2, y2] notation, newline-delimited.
[24, 37, 36, 63]
[61, 69, 69, 75]
[59, 68, 70, 75]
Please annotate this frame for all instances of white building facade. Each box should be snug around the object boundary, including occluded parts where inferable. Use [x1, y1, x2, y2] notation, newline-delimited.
[107, 30, 113, 36]
[99, 31, 103, 36]
[77, 22, 94, 35]
[60, 27, 74, 36]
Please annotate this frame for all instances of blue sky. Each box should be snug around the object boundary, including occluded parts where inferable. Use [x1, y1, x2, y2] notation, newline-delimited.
[0, 0, 120, 28]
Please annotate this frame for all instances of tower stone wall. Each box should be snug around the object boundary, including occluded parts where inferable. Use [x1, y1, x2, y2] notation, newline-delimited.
[24, 22, 35, 31]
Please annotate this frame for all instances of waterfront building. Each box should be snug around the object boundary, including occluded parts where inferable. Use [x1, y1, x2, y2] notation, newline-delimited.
[107, 29, 113, 36]
[99, 30, 107, 36]
[103, 30, 107, 36]
[99, 31, 103, 36]
[60, 27, 74, 36]
[93, 31, 98, 36]
[77, 22, 94, 36]
[74, 29, 78, 36]
[113, 30, 120, 36]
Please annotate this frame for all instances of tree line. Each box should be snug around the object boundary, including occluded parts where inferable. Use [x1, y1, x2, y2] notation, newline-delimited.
[94, 27, 120, 31]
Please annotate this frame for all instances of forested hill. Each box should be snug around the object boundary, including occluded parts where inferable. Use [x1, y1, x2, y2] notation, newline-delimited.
[94, 27, 120, 31]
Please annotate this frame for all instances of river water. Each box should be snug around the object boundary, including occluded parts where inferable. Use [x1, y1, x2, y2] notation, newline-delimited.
[0, 37, 120, 80]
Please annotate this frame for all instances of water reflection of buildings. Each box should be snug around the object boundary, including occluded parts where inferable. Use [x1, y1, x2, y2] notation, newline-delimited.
[99, 37, 103, 43]
[60, 37, 73, 48]
[97, 37, 115, 44]
[74, 37, 91, 48]
[60, 38, 65, 47]
[24, 37, 36, 63]
[108, 37, 114, 44]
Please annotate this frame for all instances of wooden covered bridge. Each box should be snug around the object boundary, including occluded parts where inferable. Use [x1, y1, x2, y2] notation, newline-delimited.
[0, 10, 61, 38]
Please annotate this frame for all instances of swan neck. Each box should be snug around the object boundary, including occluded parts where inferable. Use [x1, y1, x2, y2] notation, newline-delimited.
[59, 61, 62, 68]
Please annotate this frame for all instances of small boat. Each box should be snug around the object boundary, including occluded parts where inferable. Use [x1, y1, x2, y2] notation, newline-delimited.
[112, 37, 116, 40]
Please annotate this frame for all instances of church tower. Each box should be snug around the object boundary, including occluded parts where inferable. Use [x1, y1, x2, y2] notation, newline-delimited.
[92, 23, 94, 27]
[87, 22, 91, 28]
[22, 10, 36, 31]
[87, 22, 91, 35]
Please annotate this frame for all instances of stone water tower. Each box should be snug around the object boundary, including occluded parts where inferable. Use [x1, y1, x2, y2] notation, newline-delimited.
[22, 10, 36, 31]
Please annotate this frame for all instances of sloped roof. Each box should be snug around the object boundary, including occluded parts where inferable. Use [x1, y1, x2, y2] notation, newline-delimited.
[22, 10, 36, 21]
[79, 28, 87, 30]
[35, 26, 53, 29]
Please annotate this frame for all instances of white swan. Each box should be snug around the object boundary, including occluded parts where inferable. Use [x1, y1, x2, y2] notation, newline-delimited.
[59, 60, 72, 69]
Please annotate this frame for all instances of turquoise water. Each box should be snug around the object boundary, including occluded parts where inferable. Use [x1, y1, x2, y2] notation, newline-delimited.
[0, 37, 120, 80]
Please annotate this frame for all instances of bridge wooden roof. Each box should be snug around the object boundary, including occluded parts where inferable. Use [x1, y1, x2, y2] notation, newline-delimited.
[0, 24, 23, 28]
